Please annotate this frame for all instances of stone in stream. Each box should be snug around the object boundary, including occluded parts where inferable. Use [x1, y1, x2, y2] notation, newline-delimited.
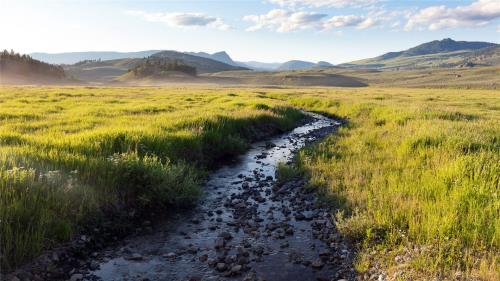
[231, 264, 243, 274]
[311, 259, 324, 269]
[127, 253, 144, 261]
[69, 274, 84, 281]
[215, 237, 226, 249]
[216, 263, 227, 272]
[219, 231, 233, 240]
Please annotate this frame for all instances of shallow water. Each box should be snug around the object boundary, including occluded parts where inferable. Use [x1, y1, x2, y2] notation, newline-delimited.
[88, 112, 347, 281]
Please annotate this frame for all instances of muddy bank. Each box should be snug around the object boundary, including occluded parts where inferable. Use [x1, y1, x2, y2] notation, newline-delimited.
[4, 112, 356, 281]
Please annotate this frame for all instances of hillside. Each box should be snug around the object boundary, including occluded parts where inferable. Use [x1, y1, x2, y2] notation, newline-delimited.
[185, 51, 239, 66]
[64, 51, 247, 83]
[203, 69, 367, 87]
[31, 50, 162, 65]
[0, 50, 68, 84]
[461, 46, 500, 67]
[342, 38, 499, 70]
[277, 60, 334, 71]
[152, 51, 248, 73]
[63, 58, 144, 83]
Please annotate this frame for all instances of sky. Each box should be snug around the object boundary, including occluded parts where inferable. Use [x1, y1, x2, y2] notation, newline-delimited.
[1, 0, 499, 64]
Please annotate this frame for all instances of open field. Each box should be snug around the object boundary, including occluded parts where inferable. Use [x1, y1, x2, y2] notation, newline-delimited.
[274, 87, 500, 280]
[202, 66, 500, 89]
[0, 86, 304, 271]
[1, 86, 499, 280]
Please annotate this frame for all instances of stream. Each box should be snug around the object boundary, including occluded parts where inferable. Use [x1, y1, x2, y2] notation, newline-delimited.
[83, 112, 355, 281]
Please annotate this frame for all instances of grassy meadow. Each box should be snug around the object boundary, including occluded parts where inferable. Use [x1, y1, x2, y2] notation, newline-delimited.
[0, 85, 498, 280]
[273, 87, 499, 280]
[0, 86, 304, 271]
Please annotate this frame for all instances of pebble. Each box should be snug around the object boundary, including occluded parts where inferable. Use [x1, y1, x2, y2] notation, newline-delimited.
[69, 274, 84, 281]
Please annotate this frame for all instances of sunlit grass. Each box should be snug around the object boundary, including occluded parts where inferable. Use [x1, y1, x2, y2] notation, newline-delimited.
[272, 87, 499, 280]
[1, 86, 498, 279]
[0, 86, 303, 270]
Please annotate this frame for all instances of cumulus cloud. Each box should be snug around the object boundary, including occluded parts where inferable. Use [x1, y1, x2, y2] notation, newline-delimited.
[405, 0, 500, 31]
[127, 10, 229, 30]
[244, 9, 327, 32]
[267, 0, 379, 8]
[244, 9, 383, 32]
[323, 15, 377, 29]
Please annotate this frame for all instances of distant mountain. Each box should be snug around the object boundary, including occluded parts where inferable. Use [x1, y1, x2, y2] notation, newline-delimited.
[186, 51, 238, 66]
[64, 50, 248, 83]
[277, 60, 317, 71]
[1, 50, 68, 84]
[404, 38, 496, 56]
[31, 50, 162, 65]
[152, 51, 247, 73]
[64, 58, 144, 83]
[316, 61, 334, 68]
[341, 38, 499, 70]
[460, 46, 500, 67]
[239, 61, 282, 71]
[277, 60, 335, 71]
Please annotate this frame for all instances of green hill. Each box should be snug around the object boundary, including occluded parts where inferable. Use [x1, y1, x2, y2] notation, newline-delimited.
[342, 38, 498, 70]
[0, 50, 68, 84]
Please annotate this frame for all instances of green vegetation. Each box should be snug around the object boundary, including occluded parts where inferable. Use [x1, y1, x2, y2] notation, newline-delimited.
[0, 50, 66, 84]
[1, 85, 498, 280]
[341, 38, 499, 70]
[272, 87, 499, 280]
[128, 57, 197, 77]
[0, 86, 303, 271]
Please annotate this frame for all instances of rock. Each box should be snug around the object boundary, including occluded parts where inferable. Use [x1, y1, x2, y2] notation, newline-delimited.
[311, 259, 324, 269]
[88, 260, 99, 270]
[216, 263, 227, 272]
[9, 276, 21, 281]
[128, 253, 144, 261]
[231, 265, 242, 274]
[69, 274, 84, 281]
[199, 254, 208, 262]
[215, 237, 225, 249]
[187, 245, 198, 254]
[219, 232, 233, 240]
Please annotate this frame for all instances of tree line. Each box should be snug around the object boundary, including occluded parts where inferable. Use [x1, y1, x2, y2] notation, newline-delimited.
[0, 49, 65, 78]
[129, 57, 197, 77]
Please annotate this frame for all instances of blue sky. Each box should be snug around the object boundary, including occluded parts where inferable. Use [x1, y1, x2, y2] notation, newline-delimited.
[1, 0, 499, 63]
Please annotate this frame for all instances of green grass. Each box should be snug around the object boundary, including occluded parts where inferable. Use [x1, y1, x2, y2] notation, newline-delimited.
[0, 86, 304, 271]
[1, 86, 499, 280]
[270, 87, 499, 280]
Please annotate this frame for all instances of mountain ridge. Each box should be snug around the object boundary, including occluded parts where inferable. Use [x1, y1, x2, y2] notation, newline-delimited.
[341, 38, 499, 70]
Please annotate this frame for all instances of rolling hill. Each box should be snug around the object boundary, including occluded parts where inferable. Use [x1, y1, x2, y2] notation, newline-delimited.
[152, 51, 248, 73]
[63, 50, 248, 83]
[342, 38, 499, 70]
[277, 60, 334, 71]
[31, 50, 162, 65]
[1, 50, 69, 84]
[185, 51, 239, 66]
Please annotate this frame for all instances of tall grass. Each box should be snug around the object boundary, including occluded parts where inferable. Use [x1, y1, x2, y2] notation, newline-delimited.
[0, 86, 303, 271]
[272, 87, 499, 279]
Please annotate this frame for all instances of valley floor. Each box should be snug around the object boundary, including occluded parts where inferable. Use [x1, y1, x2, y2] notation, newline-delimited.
[1, 86, 499, 280]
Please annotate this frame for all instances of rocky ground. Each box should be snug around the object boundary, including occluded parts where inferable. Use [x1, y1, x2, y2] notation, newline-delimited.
[4, 113, 366, 281]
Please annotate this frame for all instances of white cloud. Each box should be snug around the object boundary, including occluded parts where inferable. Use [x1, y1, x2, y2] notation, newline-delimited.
[497, 25, 500, 32]
[267, 0, 379, 8]
[127, 10, 229, 30]
[405, 0, 500, 31]
[244, 9, 327, 32]
[244, 8, 384, 32]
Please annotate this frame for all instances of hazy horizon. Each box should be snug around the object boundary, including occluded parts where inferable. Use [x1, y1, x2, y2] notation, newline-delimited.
[1, 0, 500, 64]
